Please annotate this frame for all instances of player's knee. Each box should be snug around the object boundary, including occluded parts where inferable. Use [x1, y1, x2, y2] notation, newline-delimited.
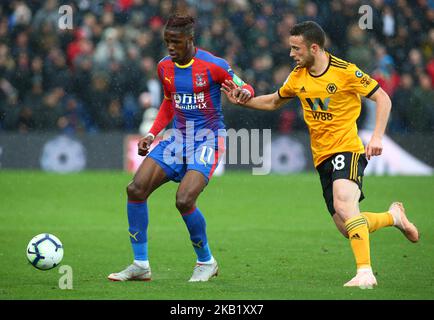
[333, 200, 345, 216]
[333, 193, 350, 215]
[175, 194, 194, 214]
[126, 182, 148, 201]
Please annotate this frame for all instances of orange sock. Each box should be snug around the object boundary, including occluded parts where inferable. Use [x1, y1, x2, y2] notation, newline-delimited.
[361, 211, 394, 233]
[345, 215, 371, 270]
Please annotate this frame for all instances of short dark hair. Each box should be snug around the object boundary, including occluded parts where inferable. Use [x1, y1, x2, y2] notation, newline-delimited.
[289, 21, 326, 48]
[165, 13, 195, 37]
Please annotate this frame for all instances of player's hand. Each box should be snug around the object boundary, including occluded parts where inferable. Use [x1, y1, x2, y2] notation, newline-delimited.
[221, 80, 240, 104]
[221, 80, 251, 104]
[237, 87, 252, 104]
[138, 134, 154, 156]
[365, 135, 383, 160]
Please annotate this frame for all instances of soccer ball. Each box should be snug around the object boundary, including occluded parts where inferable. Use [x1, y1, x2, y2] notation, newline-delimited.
[26, 233, 64, 270]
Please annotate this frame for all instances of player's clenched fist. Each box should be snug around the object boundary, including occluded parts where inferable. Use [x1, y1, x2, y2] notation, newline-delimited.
[137, 133, 155, 156]
[365, 135, 383, 160]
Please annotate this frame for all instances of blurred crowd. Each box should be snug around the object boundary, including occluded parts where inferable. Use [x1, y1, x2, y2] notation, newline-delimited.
[0, 0, 433, 135]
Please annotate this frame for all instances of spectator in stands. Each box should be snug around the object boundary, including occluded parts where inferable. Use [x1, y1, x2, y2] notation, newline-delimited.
[99, 97, 125, 131]
[372, 46, 400, 98]
[94, 27, 125, 68]
[58, 96, 86, 135]
[390, 73, 417, 133]
[16, 104, 35, 133]
[34, 87, 64, 131]
[88, 72, 111, 130]
[44, 47, 71, 92]
[31, 0, 58, 32]
[346, 23, 375, 73]
[412, 73, 434, 132]
[0, 0, 432, 133]
[137, 91, 158, 136]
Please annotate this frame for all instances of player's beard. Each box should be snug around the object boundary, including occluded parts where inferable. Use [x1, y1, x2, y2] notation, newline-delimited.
[301, 53, 315, 68]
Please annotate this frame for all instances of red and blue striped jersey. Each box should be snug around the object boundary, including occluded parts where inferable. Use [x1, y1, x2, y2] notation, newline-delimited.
[155, 48, 253, 136]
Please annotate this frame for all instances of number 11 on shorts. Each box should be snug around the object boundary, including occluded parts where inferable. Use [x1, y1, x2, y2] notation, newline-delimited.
[200, 146, 214, 166]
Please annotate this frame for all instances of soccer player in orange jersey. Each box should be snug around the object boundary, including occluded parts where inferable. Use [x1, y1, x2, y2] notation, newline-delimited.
[222, 21, 419, 289]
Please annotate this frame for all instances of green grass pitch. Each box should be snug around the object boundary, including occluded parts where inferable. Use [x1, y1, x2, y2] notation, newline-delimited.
[0, 170, 433, 300]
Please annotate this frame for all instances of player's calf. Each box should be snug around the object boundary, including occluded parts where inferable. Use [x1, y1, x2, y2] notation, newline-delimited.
[332, 213, 349, 238]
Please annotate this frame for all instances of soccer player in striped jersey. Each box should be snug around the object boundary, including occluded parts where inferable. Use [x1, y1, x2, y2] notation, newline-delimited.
[222, 21, 419, 289]
[108, 14, 254, 282]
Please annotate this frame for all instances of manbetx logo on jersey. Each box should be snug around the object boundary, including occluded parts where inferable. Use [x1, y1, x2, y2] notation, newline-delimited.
[173, 92, 207, 110]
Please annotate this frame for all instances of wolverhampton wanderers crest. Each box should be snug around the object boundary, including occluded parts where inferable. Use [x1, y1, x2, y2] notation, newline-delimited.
[326, 83, 337, 94]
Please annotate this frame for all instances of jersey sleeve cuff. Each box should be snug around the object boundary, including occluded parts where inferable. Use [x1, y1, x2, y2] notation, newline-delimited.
[145, 133, 155, 140]
[241, 84, 255, 97]
[277, 88, 294, 99]
[366, 84, 380, 98]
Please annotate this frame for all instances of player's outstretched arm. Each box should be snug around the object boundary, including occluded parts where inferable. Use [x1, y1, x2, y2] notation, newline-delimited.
[221, 80, 288, 111]
[138, 99, 175, 156]
[365, 87, 392, 160]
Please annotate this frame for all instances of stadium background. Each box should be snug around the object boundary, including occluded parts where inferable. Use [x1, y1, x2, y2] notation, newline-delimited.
[1, 0, 434, 302]
[0, 0, 433, 174]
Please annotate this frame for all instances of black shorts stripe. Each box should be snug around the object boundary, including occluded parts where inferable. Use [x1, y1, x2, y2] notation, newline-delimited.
[350, 153, 356, 180]
[356, 154, 361, 179]
[351, 153, 360, 180]
[357, 154, 361, 178]
[355, 153, 361, 180]
[350, 153, 355, 180]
